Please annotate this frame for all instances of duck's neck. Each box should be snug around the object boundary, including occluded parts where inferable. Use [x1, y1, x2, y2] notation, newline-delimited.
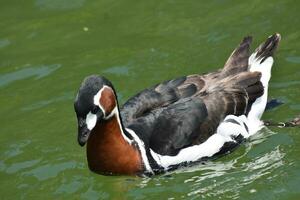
[86, 109, 143, 175]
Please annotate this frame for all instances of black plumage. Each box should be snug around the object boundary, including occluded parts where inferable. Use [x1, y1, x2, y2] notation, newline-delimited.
[119, 34, 279, 157]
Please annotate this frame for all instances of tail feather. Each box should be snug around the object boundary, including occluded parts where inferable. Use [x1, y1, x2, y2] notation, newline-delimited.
[218, 34, 281, 136]
[221, 36, 252, 77]
[255, 33, 281, 63]
[249, 33, 281, 71]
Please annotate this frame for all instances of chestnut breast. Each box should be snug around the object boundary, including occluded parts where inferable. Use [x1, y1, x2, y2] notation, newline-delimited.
[86, 116, 143, 175]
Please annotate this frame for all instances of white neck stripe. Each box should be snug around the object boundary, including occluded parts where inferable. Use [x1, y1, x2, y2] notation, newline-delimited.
[107, 106, 153, 174]
[93, 86, 109, 117]
[111, 105, 132, 144]
[92, 86, 132, 143]
[126, 128, 153, 174]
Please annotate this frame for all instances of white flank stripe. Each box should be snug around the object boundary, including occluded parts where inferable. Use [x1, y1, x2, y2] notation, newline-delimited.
[150, 114, 250, 170]
[151, 133, 231, 170]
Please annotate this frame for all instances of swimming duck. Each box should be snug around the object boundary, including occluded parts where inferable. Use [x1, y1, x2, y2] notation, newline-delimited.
[74, 33, 281, 176]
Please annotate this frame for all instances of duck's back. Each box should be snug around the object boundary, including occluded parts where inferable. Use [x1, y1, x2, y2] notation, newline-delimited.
[119, 34, 280, 168]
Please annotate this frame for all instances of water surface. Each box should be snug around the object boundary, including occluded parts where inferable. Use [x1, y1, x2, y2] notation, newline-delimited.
[0, 0, 300, 199]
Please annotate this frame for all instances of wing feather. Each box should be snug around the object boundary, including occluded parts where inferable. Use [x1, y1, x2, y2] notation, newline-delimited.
[149, 98, 208, 156]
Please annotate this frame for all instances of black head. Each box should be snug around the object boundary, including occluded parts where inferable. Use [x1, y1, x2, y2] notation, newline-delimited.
[74, 75, 117, 146]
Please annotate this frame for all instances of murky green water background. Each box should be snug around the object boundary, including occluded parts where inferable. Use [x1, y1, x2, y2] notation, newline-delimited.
[1, 0, 300, 199]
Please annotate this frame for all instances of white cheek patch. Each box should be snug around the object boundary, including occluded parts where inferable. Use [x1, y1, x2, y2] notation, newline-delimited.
[86, 112, 97, 130]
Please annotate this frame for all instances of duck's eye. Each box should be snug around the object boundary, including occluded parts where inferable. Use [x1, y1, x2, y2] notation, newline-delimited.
[91, 106, 99, 114]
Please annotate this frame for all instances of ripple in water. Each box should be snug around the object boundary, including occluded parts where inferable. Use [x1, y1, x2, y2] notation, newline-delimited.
[130, 128, 286, 199]
[285, 56, 300, 64]
[103, 65, 132, 76]
[186, 130, 285, 199]
[0, 64, 61, 87]
[21, 91, 74, 111]
[35, 0, 86, 11]
[0, 39, 11, 49]
[23, 161, 78, 181]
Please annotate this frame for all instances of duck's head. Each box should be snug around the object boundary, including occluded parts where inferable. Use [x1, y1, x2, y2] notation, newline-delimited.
[74, 75, 117, 146]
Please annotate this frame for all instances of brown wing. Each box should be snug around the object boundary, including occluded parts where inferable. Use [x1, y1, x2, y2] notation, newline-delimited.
[192, 71, 263, 143]
[120, 75, 206, 127]
[128, 71, 263, 156]
[121, 36, 255, 128]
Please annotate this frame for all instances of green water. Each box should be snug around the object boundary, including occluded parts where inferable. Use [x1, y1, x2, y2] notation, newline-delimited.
[1, 0, 300, 199]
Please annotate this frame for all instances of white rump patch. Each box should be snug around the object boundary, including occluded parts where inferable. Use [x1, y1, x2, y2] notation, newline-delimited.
[248, 52, 274, 123]
[86, 112, 97, 130]
[248, 53, 273, 88]
[217, 115, 249, 137]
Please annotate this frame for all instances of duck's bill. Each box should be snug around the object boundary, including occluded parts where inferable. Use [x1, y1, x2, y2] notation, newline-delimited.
[77, 119, 91, 146]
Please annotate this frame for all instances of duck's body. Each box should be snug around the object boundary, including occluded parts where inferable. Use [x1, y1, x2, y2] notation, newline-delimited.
[74, 34, 281, 176]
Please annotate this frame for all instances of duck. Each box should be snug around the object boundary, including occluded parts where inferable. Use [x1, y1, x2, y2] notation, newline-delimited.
[74, 33, 281, 176]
